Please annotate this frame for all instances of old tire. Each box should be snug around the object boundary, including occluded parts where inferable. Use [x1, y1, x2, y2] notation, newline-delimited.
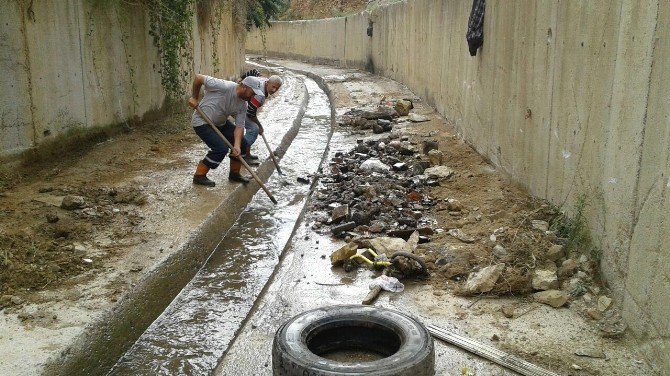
[272, 305, 434, 376]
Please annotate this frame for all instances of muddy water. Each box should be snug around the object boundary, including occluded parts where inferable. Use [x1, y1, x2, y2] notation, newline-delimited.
[108, 77, 332, 375]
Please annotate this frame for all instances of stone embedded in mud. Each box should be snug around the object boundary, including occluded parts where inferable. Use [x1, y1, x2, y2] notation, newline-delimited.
[448, 228, 475, 243]
[331, 221, 357, 236]
[531, 220, 549, 232]
[534, 290, 570, 308]
[408, 113, 429, 122]
[463, 263, 506, 294]
[427, 150, 444, 166]
[422, 140, 439, 155]
[61, 195, 86, 210]
[330, 242, 358, 266]
[424, 166, 454, 180]
[446, 198, 462, 211]
[394, 99, 413, 116]
[532, 269, 559, 291]
[331, 205, 350, 224]
[547, 244, 564, 261]
[46, 213, 59, 223]
[501, 304, 516, 318]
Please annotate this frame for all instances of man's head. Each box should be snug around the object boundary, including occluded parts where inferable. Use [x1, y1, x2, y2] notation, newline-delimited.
[238, 76, 265, 101]
[265, 75, 283, 96]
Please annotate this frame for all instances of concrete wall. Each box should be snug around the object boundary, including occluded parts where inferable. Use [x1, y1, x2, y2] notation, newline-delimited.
[247, 0, 670, 373]
[0, 0, 245, 156]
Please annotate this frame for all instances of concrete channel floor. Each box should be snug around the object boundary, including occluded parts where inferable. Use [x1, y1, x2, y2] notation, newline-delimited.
[0, 72, 309, 375]
[214, 58, 657, 376]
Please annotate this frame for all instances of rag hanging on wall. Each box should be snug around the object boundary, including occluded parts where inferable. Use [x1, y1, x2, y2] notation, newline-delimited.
[466, 0, 486, 56]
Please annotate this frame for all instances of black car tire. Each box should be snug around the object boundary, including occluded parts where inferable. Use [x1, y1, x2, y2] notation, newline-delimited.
[272, 305, 434, 376]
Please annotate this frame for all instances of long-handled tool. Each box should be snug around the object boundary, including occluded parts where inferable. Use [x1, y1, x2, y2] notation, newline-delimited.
[195, 106, 278, 204]
[260, 133, 283, 175]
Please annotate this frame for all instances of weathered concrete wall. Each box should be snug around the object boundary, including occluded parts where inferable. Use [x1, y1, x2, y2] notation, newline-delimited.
[248, 0, 670, 372]
[0, 0, 244, 156]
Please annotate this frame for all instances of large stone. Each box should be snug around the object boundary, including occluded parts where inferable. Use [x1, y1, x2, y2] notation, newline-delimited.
[534, 290, 570, 308]
[427, 150, 444, 166]
[558, 258, 579, 278]
[424, 166, 454, 180]
[331, 205, 349, 224]
[330, 242, 358, 266]
[360, 158, 390, 173]
[532, 269, 559, 291]
[463, 263, 506, 294]
[61, 195, 86, 210]
[408, 113, 429, 122]
[394, 99, 413, 116]
[360, 236, 412, 255]
[547, 244, 564, 261]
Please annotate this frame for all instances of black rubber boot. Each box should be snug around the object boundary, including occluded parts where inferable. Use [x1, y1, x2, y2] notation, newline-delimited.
[228, 172, 250, 184]
[193, 174, 216, 187]
[247, 153, 259, 160]
[243, 155, 260, 166]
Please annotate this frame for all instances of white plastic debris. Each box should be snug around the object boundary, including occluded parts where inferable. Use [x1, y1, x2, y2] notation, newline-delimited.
[369, 275, 404, 292]
[360, 158, 390, 173]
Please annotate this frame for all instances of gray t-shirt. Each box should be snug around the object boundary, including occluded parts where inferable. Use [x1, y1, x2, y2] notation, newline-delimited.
[191, 76, 248, 128]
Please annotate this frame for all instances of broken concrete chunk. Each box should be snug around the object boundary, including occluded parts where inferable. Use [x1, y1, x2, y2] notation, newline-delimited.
[331, 221, 357, 236]
[330, 242, 358, 266]
[331, 205, 350, 224]
[533, 290, 569, 308]
[427, 150, 444, 166]
[448, 228, 475, 243]
[463, 263, 505, 294]
[61, 195, 86, 210]
[408, 113, 429, 122]
[532, 269, 559, 291]
[424, 166, 454, 180]
[531, 220, 549, 232]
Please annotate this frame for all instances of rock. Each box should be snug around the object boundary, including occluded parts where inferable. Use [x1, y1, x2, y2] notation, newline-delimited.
[397, 217, 417, 227]
[82, 258, 93, 265]
[422, 140, 439, 154]
[533, 290, 569, 308]
[408, 113, 429, 122]
[61, 195, 86, 210]
[585, 307, 604, 320]
[501, 305, 515, 318]
[331, 221, 357, 236]
[392, 162, 407, 171]
[427, 150, 443, 166]
[331, 205, 350, 224]
[372, 122, 385, 134]
[360, 158, 390, 173]
[361, 236, 413, 254]
[463, 263, 505, 294]
[446, 198, 462, 211]
[493, 245, 508, 259]
[330, 242, 358, 266]
[368, 221, 386, 233]
[571, 364, 583, 371]
[351, 210, 371, 226]
[531, 220, 549, 232]
[46, 213, 60, 223]
[598, 296, 613, 312]
[448, 229, 475, 243]
[394, 99, 413, 116]
[532, 269, 559, 291]
[547, 244, 564, 261]
[406, 191, 422, 202]
[424, 166, 454, 180]
[575, 348, 606, 359]
[558, 258, 579, 278]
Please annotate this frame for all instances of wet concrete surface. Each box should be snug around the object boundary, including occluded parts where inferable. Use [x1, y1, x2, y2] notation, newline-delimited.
[108, 76, 333, 375]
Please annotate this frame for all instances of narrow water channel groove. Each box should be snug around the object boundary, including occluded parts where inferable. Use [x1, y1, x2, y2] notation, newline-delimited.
[108, 72, 334, 375]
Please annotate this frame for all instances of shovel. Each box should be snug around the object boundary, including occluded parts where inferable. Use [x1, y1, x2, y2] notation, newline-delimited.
[195, 106, 278, 204]
[260, 133, 283, 175]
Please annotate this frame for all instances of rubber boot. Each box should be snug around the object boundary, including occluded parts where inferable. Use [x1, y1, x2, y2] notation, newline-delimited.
[243, 146, 260, 165]
[193, 161, 215, 187]
[228, 158, 250, 184]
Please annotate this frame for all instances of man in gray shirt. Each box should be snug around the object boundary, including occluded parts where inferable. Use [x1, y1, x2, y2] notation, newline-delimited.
[188, 74, 265, 186]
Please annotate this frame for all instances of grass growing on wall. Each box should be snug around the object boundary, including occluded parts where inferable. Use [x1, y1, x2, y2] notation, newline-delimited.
[550, 195, 602, 261]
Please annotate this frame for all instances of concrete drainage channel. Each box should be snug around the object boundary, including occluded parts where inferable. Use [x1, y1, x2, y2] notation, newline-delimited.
[105, 73, 334, 375]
